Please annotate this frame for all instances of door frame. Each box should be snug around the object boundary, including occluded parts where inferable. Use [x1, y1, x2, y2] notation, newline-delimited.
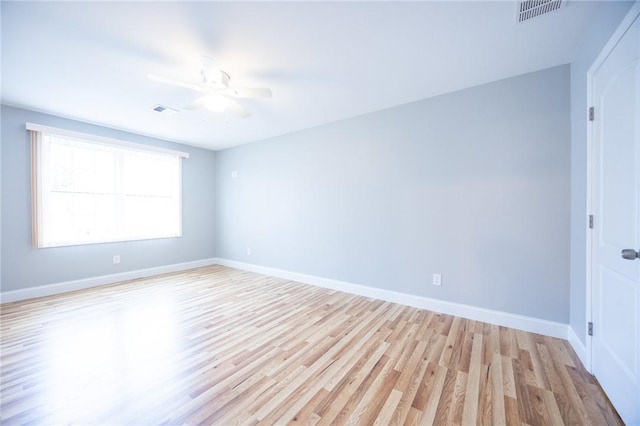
[585, 1, 640, 374]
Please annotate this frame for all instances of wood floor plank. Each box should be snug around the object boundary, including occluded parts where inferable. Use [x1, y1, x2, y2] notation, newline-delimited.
[328, 353, 390, 425]
[314, 342, 390, 424]
[0, 265, 623, 425]
[415, 363, 448, 425]
[501, 352, 517, 400]
[490, 352, 506, 425]
[513, 357, 537, 424]
[543, 387, 566, 425]
[432, 366, 458, 425]
[388, 340, 431, 425]
[372, 388, 403, 426]
[461, 333, 483, 425]
[477, 363, 493, 425]
[449, 370, 468, 425]
[504, 395, 521, 425]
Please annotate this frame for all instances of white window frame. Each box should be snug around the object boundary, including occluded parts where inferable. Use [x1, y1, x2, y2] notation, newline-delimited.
[27, 122, 189, 248]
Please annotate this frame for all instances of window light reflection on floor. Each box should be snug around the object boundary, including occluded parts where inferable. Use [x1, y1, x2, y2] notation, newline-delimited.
[44, 294, 179, 423]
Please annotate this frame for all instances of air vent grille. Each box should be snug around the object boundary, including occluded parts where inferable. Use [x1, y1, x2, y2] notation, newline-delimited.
[152, 104, 179, 115]
[517, 0, 565, 22]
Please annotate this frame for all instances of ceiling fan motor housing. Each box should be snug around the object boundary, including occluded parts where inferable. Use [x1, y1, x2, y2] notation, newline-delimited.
[202, 69, 230, 88]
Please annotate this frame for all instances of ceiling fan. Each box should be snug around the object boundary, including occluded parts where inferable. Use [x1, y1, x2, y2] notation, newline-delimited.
[148, 57, 272, 118]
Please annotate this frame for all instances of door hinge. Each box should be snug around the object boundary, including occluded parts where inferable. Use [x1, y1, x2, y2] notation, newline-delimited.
[589, 215, 594, 229]
[589, 107, 595, 121]
[588, 322, 593, 336]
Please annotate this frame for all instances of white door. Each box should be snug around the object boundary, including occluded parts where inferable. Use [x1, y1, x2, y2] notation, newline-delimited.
[590, 6, 640, 425]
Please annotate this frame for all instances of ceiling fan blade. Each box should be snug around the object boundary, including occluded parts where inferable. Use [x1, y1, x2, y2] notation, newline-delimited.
[226, 86, 273, 98]
[226, 98, 251, 118]
[184, 97, 207, 110]
[148, 73, 207, 92]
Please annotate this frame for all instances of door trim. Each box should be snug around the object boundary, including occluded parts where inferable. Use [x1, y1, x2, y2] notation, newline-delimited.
[585, 0, 640, 373]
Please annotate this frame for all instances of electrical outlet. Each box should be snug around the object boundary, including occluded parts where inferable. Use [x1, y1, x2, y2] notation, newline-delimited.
[113, 255, 121, 264]
[432, 273, 442, 286]
[246, 248, 251, 256]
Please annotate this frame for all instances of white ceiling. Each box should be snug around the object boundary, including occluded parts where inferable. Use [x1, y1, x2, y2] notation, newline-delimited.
[2, 1, 601, 151]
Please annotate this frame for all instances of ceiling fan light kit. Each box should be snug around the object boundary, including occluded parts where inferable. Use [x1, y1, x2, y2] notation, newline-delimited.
[204, 93, 229, 113]
[149, 56, 272, 119]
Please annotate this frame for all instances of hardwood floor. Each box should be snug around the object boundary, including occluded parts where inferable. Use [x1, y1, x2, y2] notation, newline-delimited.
[1, 265, 621, 425]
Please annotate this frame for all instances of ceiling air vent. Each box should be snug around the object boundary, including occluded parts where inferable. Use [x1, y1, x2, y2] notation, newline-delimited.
[152, 104, 179, 115]
[517, 0, 566, 23]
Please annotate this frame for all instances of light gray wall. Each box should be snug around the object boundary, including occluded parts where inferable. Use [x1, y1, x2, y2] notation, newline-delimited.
[569, 1, 634, 345]
[216, 65, 571, 323]
[1, 105, 216, 292]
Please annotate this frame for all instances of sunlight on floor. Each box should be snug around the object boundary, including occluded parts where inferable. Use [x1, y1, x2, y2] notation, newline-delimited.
[44, 293, 179, 422]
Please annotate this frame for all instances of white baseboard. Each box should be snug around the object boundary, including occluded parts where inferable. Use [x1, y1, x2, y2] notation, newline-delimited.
[214, 258, 569, 340]
[1, 256, 572, 343]
[568, 325, 590, 369]
[0, 258, 217, 303]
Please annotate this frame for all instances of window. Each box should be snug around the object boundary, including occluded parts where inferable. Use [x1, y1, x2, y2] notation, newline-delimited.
[27, 123, 189, 248]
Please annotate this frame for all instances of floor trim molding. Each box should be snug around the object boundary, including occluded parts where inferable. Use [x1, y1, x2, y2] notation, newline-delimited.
[215, 258, 569, 340]
[0, 258, 217, 303]
[1, 257, 572, 342]
[568, 325, 589, 369]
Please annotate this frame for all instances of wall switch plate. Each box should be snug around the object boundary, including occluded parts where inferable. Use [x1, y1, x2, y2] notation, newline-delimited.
[246, 248, 251, 256]
[113, 255, 121, 264]
[231, 170, 238, 178]
[432, 273, 442, 286]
